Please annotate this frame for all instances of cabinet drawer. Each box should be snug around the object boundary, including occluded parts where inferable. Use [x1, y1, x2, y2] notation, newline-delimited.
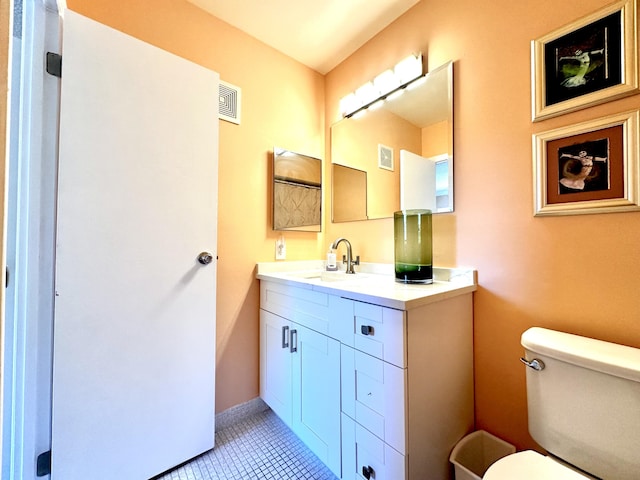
[342, 414, 406, 480]
[260, 281, 354, 343]
[341, 345, 407, 454]
[260, 281, 332, 335]
[354, 301, 406, 367]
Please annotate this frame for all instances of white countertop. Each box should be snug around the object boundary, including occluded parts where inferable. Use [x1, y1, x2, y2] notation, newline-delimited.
[256, 260, 477, 310]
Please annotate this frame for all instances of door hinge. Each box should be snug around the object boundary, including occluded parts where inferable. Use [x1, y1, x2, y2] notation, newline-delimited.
[46, 52, 62, 78]
[36, 450, 51, 476]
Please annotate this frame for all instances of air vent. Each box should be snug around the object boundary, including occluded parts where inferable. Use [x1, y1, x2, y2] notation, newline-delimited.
[378, 144, 394, 171]
[219, 80, 241, 125]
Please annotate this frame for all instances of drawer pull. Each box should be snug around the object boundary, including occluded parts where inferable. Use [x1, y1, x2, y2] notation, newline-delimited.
[290, 329, 298, 353]
[360, 325, 374, 336]
[362, 465, 374, 479]
[281, 326, 289, 349]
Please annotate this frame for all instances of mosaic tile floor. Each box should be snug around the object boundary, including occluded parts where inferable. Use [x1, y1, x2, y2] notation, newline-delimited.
[156, 407, 339, 480]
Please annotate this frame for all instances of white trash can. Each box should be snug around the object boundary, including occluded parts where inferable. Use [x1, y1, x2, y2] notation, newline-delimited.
[449, 430, 516, 480]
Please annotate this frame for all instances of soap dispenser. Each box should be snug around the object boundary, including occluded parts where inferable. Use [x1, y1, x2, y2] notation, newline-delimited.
[326, 248, 338, 271]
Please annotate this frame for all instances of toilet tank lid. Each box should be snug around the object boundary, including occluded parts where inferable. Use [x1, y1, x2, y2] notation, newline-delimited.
[522, 327, 640, 382]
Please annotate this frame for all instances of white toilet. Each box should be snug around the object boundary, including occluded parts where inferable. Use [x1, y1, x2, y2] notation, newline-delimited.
[484, 327, 640, 480]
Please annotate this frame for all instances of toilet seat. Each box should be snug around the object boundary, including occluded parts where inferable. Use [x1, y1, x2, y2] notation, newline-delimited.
[484, 451, 591, 480]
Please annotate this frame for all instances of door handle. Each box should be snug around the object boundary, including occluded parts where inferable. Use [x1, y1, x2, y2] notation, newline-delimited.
[197, 252, 214, 265]
[290, 329, 297, 353]
[281, 326, 289, 349]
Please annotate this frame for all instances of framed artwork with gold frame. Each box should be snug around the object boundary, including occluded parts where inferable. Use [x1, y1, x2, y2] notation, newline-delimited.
[533, 110, 640, 216]
[531, 0, 638, 121]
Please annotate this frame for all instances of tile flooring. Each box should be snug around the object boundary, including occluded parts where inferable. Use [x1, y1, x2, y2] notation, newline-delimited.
[156, 402, 339, 480]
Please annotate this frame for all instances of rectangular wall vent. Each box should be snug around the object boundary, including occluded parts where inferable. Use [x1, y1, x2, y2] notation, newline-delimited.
[219, 80, 241, 125]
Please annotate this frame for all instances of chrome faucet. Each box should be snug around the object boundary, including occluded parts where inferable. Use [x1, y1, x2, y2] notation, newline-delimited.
[330, 237, 360, 274]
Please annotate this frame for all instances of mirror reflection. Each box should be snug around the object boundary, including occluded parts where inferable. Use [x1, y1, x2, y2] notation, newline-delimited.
[332, 164, 367, 222]
[331, 61, 453, 221]
[273, 147, 322, 231]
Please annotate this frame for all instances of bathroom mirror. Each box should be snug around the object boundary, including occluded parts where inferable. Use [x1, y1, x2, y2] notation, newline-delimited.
[273, 147, 322, 231]
[331, 61, 453, 221]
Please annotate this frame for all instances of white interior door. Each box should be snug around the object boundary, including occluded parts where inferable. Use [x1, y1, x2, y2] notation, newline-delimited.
[400, 150, 436, 211]
[51, 10, 218, 480]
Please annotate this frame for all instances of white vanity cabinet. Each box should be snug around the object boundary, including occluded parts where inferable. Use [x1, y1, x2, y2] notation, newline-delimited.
[258, 263, 476, 480]
[260, 281, 346, 477]
[339, 294, 474, 480]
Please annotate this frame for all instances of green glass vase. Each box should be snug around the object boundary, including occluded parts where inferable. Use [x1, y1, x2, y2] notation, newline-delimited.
[394, 209, 433, 284]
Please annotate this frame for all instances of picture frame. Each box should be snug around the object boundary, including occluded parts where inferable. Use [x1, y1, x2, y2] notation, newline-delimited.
[531, 0, 638, 122]
[378, 144, 394, 171]
[533, 110, 640, 216]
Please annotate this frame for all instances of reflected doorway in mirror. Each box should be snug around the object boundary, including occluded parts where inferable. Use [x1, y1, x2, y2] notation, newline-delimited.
[400, 151, 452, 213]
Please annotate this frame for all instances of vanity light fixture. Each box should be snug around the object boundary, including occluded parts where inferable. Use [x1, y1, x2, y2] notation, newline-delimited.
[339, 53, 423, 118]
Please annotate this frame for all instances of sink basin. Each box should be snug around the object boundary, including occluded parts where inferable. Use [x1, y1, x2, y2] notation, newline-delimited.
[285, 270, 368, 282]
[320, 271, 368, 282]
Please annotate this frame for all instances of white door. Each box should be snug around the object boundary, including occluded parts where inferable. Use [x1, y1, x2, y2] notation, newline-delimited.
[400, 150, 436, 210]
[51, 11, 218, 480]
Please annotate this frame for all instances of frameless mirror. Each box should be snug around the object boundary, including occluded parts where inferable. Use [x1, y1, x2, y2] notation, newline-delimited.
[273, 147, 322, 231]
[331, 61, 453, 221]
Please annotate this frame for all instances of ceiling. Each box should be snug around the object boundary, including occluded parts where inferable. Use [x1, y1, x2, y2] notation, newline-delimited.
[187, 0, 420, 74]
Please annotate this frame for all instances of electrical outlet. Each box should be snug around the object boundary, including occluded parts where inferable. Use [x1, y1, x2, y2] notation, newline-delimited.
[275, 236, 286, 260]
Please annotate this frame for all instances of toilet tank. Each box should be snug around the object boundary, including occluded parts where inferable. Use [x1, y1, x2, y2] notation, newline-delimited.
[521, 327, 640, 480]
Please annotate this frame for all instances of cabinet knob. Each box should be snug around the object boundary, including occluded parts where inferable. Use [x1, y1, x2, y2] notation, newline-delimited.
[360, 325, 374, 336]
[362, 465, 374, 479]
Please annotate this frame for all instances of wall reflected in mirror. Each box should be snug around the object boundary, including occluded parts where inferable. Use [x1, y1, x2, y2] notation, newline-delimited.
[331, 61, 453, 222]
[273, 147, 322, 232]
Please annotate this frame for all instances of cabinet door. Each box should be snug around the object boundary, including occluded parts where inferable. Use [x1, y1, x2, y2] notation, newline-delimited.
[260, 309, 292, 426]
[292, 324, 342, 477]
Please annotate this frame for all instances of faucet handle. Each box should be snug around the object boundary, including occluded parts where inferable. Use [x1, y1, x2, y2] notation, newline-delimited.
[341, 254, 360, 266]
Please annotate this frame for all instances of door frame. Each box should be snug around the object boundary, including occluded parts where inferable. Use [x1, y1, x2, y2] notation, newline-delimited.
[2, 0, 61, 478]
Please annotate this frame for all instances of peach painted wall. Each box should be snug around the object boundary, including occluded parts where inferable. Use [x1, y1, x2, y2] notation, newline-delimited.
[14, 0, 640, 455]
[65, 0, 326, 413]
[422, 120, 448, 158]
[326, 0, 640, 450]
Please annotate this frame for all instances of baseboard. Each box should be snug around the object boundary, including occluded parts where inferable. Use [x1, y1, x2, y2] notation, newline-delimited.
[215, 397, 270, 432]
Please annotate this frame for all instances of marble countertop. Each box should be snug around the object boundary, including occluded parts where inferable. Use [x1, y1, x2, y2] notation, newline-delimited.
[256, 260, 477, 310]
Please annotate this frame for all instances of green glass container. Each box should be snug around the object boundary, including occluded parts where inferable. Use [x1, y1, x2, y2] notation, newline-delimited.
[394, 209, 433, 284]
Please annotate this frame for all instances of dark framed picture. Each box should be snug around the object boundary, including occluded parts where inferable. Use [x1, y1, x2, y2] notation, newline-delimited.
[531, 0, 638, 121]
[533, 110, 640, 216]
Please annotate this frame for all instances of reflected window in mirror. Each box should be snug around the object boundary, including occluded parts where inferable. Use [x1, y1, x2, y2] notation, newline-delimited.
[331, 61, 453, 222]
[273, 147, 322, 232]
